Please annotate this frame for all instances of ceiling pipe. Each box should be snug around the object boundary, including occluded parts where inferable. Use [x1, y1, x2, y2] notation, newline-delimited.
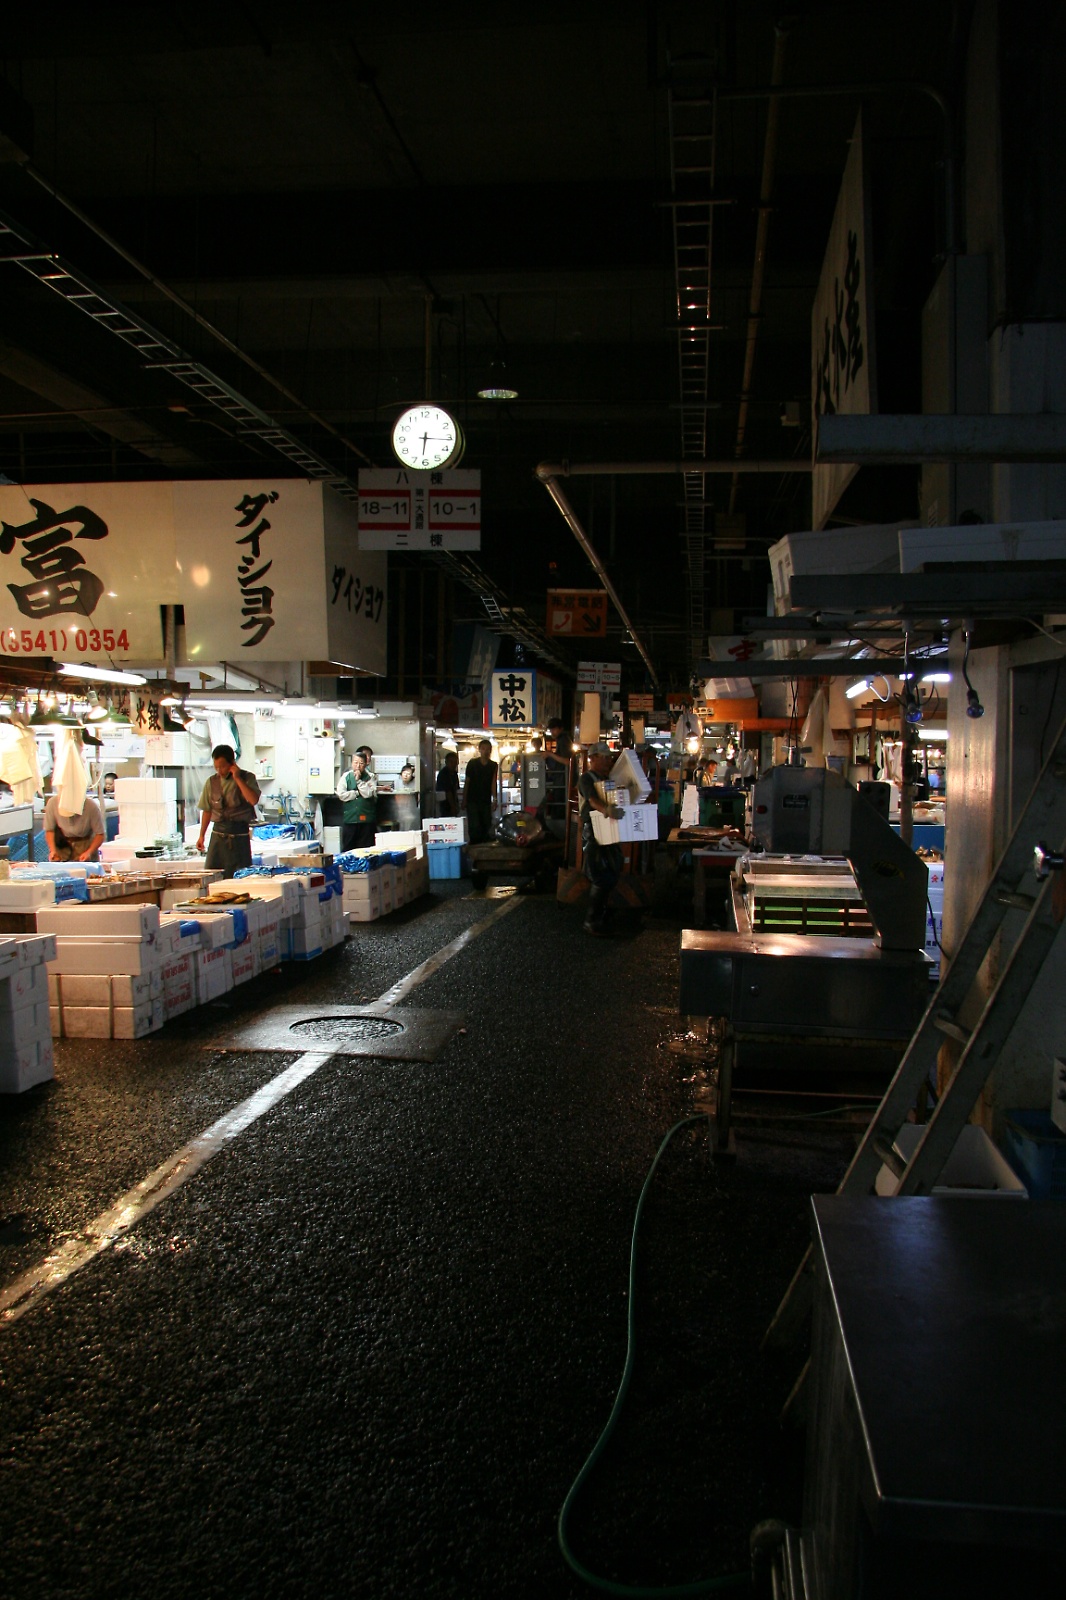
[535, 467, 660, 690]
[729, 23, 789, 515]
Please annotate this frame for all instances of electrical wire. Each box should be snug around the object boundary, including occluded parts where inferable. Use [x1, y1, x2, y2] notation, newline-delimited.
[557, 1115, 750, 1597]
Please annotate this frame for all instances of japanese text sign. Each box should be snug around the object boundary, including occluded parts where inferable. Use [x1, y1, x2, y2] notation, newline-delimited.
[177, 481, 387, 672]
[0, 480, 387, 672]
[0, 481, 180, 662]
[489, 669, 538, 727]
[811, 111, 877, 529]
[357, 468, 481, 550]
[546, 587, 608, 636]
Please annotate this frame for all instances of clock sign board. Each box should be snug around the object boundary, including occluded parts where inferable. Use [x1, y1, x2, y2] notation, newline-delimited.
[546, 587, 608, 637]
[357, 469, 481, 551]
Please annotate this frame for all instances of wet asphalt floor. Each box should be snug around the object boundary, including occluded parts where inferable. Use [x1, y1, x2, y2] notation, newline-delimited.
[0, 864, 852, 1599]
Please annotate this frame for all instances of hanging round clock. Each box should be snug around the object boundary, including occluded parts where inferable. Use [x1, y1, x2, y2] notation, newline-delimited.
[391, 404, 465, 471]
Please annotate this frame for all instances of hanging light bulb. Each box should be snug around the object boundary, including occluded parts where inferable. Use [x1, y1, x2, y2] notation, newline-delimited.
[477, 355, 518, 401]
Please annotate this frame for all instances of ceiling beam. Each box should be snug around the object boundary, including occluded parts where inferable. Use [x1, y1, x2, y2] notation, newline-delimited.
[0, 338, 200, 465]
[817, 413, 1066, 464]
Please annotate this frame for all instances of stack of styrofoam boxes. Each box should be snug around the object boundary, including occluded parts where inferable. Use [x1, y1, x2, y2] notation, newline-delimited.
[424, 815, 468, 846]
[322, 881, 346, 948]
[925, 859, 945, 981]
[343, 863, 383, 925]
[157, 915, 203, 1019]
[206, 878, 297, 968]
[194, 900, 261, 986]
[0, 934, 56, 1092]
[40, 903, 165, 1039]
[290, 878, 325, 959]
[114, 776, 178, 849]
[374, 829, 430, 905]
[189, 912, 236, 1003]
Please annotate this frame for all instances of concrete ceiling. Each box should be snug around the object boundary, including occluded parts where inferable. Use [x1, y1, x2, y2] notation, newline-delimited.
[0, 1, 961, 682]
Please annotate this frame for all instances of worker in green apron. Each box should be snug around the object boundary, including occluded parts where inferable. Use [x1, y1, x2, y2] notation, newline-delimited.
[196, 743, 261, 872]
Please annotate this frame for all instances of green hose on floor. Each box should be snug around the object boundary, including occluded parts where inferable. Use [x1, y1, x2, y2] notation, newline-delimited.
[557, 1114, 751, 1597]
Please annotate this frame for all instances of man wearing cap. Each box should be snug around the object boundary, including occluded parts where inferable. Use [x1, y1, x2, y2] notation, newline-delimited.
[577, 743, 625, 937]
[196, 744, 261, 872]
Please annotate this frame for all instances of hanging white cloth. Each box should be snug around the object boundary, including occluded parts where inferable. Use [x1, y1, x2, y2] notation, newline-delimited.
[0, 722, 43, 804]
[53, 730, 89, 817]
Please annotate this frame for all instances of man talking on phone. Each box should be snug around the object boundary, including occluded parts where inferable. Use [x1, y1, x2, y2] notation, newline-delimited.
[196, 743, 261, 872]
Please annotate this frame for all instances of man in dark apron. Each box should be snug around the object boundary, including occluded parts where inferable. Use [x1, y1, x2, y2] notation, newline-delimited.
[44, 792, 106, 862]
[196, 744, 261, 873]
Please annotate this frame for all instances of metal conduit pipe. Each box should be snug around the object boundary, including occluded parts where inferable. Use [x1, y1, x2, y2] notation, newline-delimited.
[729, 24, 789, 515]
[535, 468, 660, 690]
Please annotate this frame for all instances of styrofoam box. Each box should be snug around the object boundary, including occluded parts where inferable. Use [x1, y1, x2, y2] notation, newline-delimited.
[0, 963, 50, 1009]
[49, 1003, 62, 1038]
[0, 1038, 53, 1093]
[47, 937, 160, 976]
[112, 1000, 165, 1039]
[590, 800, 659, 846]
[62, 1005, 114, 1039]
[177, 910, 237, 948]
[0, 1001, 51, 1048]
[18, 933, 57, 967]
[164, 986, 196, 1018]
[347, 901, 381, 924]
[0, 880, 56, 910]
[423, 816, 469, 844]
[162, 954, 192, 985]
[230, 943, 260, 985]
[343, 875, 379, 899]
[875, 1123, 1028, 1198]
[290, 929, 324, 957]
[376, 829, 429, 859]
[37, 903, 161, 938]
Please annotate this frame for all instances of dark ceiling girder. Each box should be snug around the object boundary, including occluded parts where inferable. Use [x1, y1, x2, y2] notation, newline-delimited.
[817, 412, 1066, 464]
[789, 571, 1066, 613]
[698, 656, 910, 677]
[0, 338, 200, 465]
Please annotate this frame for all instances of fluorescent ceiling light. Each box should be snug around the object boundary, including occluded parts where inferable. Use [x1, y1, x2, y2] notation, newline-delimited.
[845, 679, 871, 699]
[186, 695, 279, 711]
[58, 662, 146, 687]
[921, 672, 952, 684]
[918, 727, 949, 740]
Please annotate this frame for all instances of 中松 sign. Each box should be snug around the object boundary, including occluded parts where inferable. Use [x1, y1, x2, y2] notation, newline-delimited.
[357, 468, 481, 551]
[489, 669, 537, 726]
[0, 480, 387, 672]
[811, 111, 877, 530]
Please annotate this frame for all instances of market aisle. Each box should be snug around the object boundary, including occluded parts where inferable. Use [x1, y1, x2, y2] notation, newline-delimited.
[0, 883, 836, 1598]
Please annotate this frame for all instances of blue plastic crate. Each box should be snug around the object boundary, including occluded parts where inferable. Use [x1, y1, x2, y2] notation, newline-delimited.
[427, 841, 462, 879]
[1003, 1110, 1066, 1200]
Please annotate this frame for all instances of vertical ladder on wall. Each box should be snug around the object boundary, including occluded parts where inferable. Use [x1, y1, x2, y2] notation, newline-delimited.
[665, 62, 718, 667]
[765, 708, 1066, 1350]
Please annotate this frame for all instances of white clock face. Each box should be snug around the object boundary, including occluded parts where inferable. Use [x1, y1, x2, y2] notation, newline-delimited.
[391, 404, 463, 471]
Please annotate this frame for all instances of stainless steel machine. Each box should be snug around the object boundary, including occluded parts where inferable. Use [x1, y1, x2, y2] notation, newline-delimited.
[679, 767, 932, 1149]
[761, 1196, 1066, 1599]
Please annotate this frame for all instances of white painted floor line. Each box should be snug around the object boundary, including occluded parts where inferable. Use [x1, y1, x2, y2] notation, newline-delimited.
[1, 893, 524, 1327]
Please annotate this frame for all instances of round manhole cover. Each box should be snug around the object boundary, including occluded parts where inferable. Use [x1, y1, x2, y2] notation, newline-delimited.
[289, 1015, 406, 1043]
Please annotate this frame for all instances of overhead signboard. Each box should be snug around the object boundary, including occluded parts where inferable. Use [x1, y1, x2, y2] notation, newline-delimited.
[811, 110, 877, 530]
[546, 587, 608, 636]
[0, 481, 179, 662]
[576, 661, 621, 693]
[0, 480, 387, 673]
[628, 693, 654, 712]
[357, 468, 481, 550]
[489, 669, 537, 727]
